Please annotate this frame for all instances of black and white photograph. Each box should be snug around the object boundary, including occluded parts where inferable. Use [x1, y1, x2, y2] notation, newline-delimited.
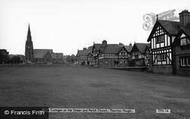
[0, 0, 190, 119]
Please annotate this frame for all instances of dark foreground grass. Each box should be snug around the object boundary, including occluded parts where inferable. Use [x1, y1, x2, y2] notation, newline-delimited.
[0, 64, 190, 119]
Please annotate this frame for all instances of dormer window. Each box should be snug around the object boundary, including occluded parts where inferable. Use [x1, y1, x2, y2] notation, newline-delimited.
[180, 37, 190, 46]
[180, 33, 190, 46]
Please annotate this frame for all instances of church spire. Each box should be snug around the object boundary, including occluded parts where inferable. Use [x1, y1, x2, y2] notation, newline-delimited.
[25, 24, 34, 63]
[27, 24, 32, 40]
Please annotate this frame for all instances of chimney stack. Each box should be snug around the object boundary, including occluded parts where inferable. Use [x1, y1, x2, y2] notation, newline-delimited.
[179, 10, 190, 26]
[83, 48, 87, 50]
[102, 40, 107, 46]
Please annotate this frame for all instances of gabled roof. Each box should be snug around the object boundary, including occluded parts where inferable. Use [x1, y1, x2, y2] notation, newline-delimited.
[159, 20, 182, 35]
[77, 46, 93, 56]
[76, 50, 83, 56]
[103, 44, 121, 54]
[173, 23, 190, 45]
[147, 20, 182, 41]
[125, 45, 133, 52]
[93, 44, 101, 50]
[33, 49, 53, 58]
[132, 43, 150, 53]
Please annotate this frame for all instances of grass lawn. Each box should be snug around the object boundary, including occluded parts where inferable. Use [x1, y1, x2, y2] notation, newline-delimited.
[0, 64, 190, 119]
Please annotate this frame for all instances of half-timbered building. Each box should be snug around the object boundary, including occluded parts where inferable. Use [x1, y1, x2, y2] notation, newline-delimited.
[147, 20, 181, 73]
[117, 44, 132, 67]
[91, 43, 102, 66]
[99, 44, 121, 67]
[147, 10, 190, 74]
[131, 43, 150, 66]
[76, 47, 93, 65]
[86, 46, 94, 65]
[76, 48, 87, 65]
[92, 40, 124, 67]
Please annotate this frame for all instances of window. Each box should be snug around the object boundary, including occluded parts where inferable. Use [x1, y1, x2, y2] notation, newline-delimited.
[120, 51, 127, 56]
[180, 38, 190, 46]
[119, 51, 127, 59]
[180, 56, 190, 67]
[133, 52, 139, 59]
[154, 27, 164, 36]
[153, 51, 171, 65]
[156, 35, 165, 44]
[157, 53, 166, 62]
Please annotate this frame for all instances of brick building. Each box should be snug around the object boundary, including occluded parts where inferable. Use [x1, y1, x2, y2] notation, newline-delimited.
[173, 12, 190, 75]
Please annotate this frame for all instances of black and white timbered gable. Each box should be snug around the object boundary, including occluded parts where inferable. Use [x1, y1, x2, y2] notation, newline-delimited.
[118, 46, 129, 59]
[147, 20, 181, 65]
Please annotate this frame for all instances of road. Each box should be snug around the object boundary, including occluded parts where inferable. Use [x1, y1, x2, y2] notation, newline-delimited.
[0, 64, 190, 119]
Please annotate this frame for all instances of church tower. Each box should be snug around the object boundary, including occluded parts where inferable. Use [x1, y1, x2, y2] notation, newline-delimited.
[25, 24, 34, 63]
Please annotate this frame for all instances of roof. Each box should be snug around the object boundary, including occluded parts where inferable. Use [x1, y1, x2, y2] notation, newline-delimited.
[147, 20, 182, 41]
[181, 23, 190, 36]
[125, 45, 133, 52]
[173, 23, 190, 45]
[77, 46, 92, 56]
[132, 43, 150, 53]
[93, 44, 101, 50]
[159, 20, 182, 35]
[33, 49, 53, 58]
[77, 50, 83, 56]
[103, 44, 121, 54]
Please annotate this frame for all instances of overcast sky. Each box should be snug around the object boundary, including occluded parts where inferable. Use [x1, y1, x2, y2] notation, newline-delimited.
[0, 0, 189, 55]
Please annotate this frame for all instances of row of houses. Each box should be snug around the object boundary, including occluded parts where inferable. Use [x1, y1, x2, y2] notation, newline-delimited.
[76, 10, 190, 76]
[76, 40, 150, 68]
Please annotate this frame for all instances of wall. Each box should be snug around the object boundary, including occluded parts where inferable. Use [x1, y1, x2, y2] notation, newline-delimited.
[175, 45, 190, 76]
[152, 65, 173, 74]
[175, 55, 190, 76]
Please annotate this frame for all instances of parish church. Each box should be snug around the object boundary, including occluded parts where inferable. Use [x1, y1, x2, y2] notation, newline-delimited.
[25, 25, 64, 64]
